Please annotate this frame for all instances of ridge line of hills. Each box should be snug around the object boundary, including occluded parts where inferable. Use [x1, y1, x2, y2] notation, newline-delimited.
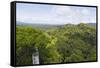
[16, 21, 96, 27]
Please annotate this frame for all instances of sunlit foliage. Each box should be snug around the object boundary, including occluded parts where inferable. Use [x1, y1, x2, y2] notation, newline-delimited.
[16, 23, 96, 65]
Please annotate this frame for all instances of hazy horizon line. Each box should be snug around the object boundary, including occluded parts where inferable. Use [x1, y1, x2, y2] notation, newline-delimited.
[17, 21, 96, 25]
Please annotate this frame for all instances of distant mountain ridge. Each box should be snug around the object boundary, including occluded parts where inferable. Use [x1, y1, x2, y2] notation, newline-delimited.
[16, 21, 64, 28]
[88, 23, 96, 26]
[16, 21, 96, 26]
[16, 21, 64, 26]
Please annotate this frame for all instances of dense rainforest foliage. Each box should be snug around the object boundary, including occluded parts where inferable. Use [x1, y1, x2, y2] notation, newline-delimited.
[16, 23, 96, 65]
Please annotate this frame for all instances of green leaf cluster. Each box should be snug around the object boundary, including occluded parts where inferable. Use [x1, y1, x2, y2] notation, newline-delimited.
[16, 23, 96, 65]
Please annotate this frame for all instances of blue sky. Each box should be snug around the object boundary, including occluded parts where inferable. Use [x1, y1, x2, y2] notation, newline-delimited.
[16, 3, 96, 25]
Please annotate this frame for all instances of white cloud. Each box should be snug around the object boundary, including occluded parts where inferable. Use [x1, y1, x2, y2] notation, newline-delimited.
[54, 6, 71, 14]
[51, 6, 81, 24]
[17, 4, 96, 24]
[82, 8, 89, 14]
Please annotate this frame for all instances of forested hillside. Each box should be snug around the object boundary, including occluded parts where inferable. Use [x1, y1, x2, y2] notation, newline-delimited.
[16, 23, 96, 65]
